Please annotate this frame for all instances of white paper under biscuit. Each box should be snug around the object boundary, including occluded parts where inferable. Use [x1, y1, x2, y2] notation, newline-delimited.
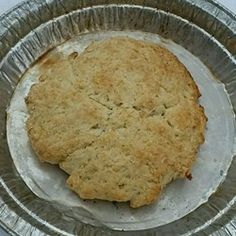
[7, 31, 236, 230]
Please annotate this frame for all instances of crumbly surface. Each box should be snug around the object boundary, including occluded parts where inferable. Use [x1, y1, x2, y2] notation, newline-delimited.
[26, 37, 207, 208]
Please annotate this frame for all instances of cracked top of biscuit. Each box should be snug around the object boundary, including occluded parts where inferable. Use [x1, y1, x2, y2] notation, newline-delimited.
[26, 37, 206, 207]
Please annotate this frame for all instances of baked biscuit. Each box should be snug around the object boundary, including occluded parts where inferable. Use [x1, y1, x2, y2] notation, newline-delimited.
[26, 37, 207, 207]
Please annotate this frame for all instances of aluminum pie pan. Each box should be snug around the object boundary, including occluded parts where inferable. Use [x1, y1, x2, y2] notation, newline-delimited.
[0, 0, 236, 235]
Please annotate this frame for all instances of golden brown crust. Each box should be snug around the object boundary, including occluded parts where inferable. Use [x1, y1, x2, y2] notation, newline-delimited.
[26, 37, 207, 207]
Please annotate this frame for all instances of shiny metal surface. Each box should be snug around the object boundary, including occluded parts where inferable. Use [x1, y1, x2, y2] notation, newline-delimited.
[0, 0, 235, 235]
